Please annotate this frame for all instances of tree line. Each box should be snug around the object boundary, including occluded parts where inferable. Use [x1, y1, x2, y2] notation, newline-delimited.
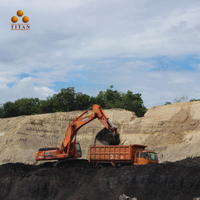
[0, 86, 148, 118]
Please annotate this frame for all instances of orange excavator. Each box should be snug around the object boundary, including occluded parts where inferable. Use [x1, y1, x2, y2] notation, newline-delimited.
[35, 104, 120, 161]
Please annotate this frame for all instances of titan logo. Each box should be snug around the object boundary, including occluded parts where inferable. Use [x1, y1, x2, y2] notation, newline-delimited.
[11, 10, 30, 30]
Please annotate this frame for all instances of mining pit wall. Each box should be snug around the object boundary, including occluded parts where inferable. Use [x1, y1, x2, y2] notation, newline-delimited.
[1, 101, 200, 165]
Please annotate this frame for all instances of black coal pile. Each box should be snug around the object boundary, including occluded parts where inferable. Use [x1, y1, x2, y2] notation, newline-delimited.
[1, 157, 200, 200]
[96, 128, 120, 145]
[174, 156, 200, 167]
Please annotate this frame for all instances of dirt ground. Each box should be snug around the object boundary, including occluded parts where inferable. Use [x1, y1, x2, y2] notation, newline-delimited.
[1, 157, 200, 200]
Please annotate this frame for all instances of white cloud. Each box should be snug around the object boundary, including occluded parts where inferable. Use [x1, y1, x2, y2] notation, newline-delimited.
[0, 77, 55, 103]
[74, 61, 200, 108]
[1, 0, 200, 107]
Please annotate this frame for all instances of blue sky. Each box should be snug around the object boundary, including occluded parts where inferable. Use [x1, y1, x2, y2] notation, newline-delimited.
[1, 0, 200, 108]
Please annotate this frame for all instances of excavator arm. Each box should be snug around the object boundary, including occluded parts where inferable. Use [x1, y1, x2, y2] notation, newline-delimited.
[61, 104, 118, 154]
[35, 104, 120, 161]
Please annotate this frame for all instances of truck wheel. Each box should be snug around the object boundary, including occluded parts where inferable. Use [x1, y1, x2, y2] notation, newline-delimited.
[97, 164, 103, 168]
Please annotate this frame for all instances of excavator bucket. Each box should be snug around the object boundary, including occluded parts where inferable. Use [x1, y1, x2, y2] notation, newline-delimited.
[95, 128, 120, 145]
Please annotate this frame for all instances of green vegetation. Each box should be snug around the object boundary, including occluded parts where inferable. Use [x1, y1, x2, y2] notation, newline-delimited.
[0, 86, 147, 118]
[164, 95, 200, 106]
[173, 94, 188, 103]
[164, 102, 172, 105]
[190, 99, 200, 102]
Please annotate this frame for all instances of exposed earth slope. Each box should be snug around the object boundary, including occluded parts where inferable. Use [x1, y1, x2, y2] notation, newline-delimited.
[1, 101, 200, 164]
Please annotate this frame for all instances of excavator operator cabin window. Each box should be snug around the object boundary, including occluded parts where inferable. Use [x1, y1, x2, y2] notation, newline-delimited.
[75, 143, 81, 155]
[75, 143, 80, 150]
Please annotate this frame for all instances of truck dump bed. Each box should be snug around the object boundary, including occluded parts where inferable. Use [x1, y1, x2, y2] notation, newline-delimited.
[89, 144, 147, 164]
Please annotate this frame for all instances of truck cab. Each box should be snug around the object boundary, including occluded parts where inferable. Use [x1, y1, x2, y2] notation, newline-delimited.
[134, 150, 158, 165]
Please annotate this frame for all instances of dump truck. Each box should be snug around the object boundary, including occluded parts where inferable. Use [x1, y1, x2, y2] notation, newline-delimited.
[88, 144, 158, 166]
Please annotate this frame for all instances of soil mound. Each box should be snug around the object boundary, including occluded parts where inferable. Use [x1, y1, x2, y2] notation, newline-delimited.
[1, 157, 200, 200]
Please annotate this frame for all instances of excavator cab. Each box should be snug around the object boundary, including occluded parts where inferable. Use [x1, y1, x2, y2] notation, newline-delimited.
[69, 142, 82, 157]
[75, 143, 82, 156]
